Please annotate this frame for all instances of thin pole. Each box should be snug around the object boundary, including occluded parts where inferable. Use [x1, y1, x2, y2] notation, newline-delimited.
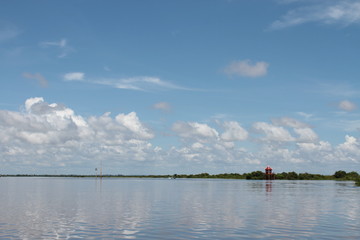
[100, 159, 103, 178]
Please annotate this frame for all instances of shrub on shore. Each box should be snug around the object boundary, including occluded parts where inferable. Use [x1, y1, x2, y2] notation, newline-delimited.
[355, 178, 360, 187]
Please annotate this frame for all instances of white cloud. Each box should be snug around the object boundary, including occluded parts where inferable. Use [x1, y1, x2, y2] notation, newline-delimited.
[336, 135, 360, 162]
[1, 99, 360, 173]
[93, 76, 192, 92]
[0, 98, 157, 171]
[272, 117, 310, 128]
[338, 100, 357, 111]
[270, 0, 360, 30]
[297, 141, 332, 152]
[224, 60, 269, 78]
[116, 112, 154, 139]
[220, 121, 248, 141]
[297, 112, 314, 121]
[64, 72, 85, 81]
[252, 122, 295, 142]
[63, 73, 195, 92]
[172, 121, 219, 142]
[25, 97, 45, 112]
[40, 38, 67, 48]
[152, 102, 171, 112]
[294, 128, 318, 142]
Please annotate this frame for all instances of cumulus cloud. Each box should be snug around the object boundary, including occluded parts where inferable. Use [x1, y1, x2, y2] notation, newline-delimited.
[297, 141, 332, 152]
[224, 60, 269, 78]
[1, 100, 360, 173]
[170, 119, 360, 171]
[152, 102, 171, 112]
[294, 127, 318, 142]
[272, 117, 310, 129]
[252, 122, 295, 142]
[270, 0, 360, 30]
[23, 72, 48, 88]
[172, 121, 219, 142]
[221, 121, 248, 141]
[336, 135, 360, 162]
[338, 100, 357, 111]
[271, 117, 318, 142]
[0, 97, 156, 171]
[63, 72, 85, 81]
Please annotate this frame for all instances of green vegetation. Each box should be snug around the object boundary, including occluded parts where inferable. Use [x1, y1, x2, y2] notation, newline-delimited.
[356, 178, 360, 187]
[1, 170, 360, 186]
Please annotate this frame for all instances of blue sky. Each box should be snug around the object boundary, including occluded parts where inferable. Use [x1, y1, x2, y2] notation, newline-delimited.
[1, 0, 360, 175]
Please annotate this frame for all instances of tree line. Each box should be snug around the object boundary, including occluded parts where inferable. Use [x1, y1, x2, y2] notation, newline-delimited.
[2, 170, 360, 186]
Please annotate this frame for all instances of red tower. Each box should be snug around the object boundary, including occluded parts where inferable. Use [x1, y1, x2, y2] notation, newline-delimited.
[265, 166, 275, 180]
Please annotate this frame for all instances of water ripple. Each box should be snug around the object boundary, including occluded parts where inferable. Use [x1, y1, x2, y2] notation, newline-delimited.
[0, 178, 359, 239]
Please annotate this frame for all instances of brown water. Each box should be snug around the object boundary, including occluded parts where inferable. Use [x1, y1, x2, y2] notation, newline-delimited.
[0, 177, 359, 239]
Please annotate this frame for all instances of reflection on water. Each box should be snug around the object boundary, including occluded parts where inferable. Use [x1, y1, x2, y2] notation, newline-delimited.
[265, 180, 272, 193]
[0, 177, 359, 239]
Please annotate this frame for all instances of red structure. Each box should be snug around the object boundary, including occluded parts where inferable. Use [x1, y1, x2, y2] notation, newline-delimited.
[265, 166, 275, 180]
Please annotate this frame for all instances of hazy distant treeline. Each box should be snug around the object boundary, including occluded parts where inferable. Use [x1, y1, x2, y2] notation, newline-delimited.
[164, 170, 359, 181]
[2, 170, 359, 185]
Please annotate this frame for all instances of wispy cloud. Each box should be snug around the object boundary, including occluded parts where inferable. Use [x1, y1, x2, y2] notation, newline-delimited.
[320, 83, 360, 97]
[224, 60, 269, 78]
[63, 72, 196, 92]
[270, 0, 360, 30]
[23, 72, 48, 88]
[338, 100, 357, 111]
[297, 112, 314, 121]
[93, 76, 194, 92]
[63, 72, 85, 81]
[0, 22, 21, 42]
[152, 102, 171, 112]
[40, 38, 73, 58]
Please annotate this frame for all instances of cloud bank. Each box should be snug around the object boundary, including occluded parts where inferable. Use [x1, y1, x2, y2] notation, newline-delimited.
[0, 98, 359, 174]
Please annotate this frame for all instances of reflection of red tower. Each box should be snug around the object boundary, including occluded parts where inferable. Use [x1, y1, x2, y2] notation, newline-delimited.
[265, 166, 275, 180]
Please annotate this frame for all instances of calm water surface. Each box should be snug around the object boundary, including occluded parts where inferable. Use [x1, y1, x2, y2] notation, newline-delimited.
[0, 177, 359, 239]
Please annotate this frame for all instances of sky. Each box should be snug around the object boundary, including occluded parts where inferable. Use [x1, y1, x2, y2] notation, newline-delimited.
[1, 0, 360, 175]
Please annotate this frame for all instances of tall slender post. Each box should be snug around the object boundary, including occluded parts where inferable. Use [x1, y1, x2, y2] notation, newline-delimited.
[100, 159, 103, 178]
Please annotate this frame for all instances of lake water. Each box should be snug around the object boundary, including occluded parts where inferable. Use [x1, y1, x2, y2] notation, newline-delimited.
[0, 177, 359, 239]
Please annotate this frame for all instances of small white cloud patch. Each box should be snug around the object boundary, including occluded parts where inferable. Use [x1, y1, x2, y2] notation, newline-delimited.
[224, 60, 269, 78]
[152, 102, 171, 112]
[64, 72, 85, 81]
[338, 100, 357, 111]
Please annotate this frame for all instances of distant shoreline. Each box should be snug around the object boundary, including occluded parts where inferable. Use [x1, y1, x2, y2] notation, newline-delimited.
[1, 170, 359, 186]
